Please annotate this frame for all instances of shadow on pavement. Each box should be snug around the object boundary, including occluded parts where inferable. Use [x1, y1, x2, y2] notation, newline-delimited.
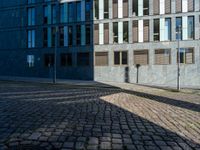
[0, 82, 199, 150]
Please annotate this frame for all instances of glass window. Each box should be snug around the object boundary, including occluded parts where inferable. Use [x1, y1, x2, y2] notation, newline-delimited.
[113, 22, 118, 43]
[52, 5, 56, 24]
[94, 0, 99, 19]
[188, 16, 194, 40]
[68, 3, 74, 22]
[43, 6, 48, 24]
[27, 55, 35, 68]
[51, 27, 56, 47]
[143, 0, 149, 15]
[104, 0, 109, 19]
[95, 52, 109, 66]
[76, 25, 81, 45]
[134, 50, 149, 65]
[85, 0, 91, 20]
[176, 17, 182, 40]
[28, 7, 35, 26]
[86, 25, 91, 45]
[165, 18, 171, 41]
[44, 54, 54, 67]
[28, 0, 35, 4]
[76, 2, 81, 22]
[132, 0, 138, 16]
[114, 51, 128, 65]
[68, 26, 73, 46]
[59, 26, 64, 47]
[154, 19, 160, 41]
[60, 53, 72, 66]
[122, 51, 128, 65]
[114, 51, 120, 65]
[155, 49, 171, 65]
[60, 4, 64, 23]
[28, 30, 35, 48]
[77, 53, 90, 66]
[43, 28, 48, 47]
[178, 48, 194, 64]
[123, 21, 129, 43]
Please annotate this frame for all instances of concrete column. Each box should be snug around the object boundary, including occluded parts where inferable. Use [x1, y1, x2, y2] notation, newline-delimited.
[64, 26, 68, 46]
[118, 22, 123, 43]
[149, 0, 153, 16]
[138, 0, 143, 16]
[160, 18, 165, 41]
[195, 14, 199, 40]
[129, 0, 133, 17]
[171, 48, 177, 65]
[138, 20, 143, 42]
[160, 0, 165, 14]
[109, 50, 114, 66]
[109, 22, 113, 44]
[99, 23, 104, 44]
[171, 0, 176, 14]
[99, 0, 104, 19]
[81, 0, 85, 21]
[109, 0, 113, 19]
[118, 0, 123, 18]
[195, 0, 200, 12]
[171, 17, 176, 41]
[129, 20, 133, 43]
[182, 0, 188, 12]
[128, 48, 133, 66]
[149, 48, 154, 65]
[182, 16, 188, 40]
[149, 19, 154, 42]
[81, 25, 85, 45]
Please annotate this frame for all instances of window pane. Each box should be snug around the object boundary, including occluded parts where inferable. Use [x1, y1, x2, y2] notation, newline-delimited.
[114, 52, 120, 65]
[122, 51, 128, 65]
[176, 17, 182, 40]
[188, 16, 194, 39]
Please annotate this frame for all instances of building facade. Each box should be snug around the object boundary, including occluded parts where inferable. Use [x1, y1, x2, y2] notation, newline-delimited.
[94, 0, 200, 87]
[0, 0, 200, 87]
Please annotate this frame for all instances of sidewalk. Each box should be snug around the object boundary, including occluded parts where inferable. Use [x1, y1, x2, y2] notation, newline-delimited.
[0, 76, 199, 94]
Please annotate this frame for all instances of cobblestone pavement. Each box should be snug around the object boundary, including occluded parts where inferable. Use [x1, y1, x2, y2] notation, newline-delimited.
[0, 81, 199, 150]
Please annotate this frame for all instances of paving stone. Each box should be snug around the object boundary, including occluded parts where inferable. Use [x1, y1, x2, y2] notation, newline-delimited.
[100, 142, 111, 149]
[0, 81, 199, 150]
[63, 142, 74, 148]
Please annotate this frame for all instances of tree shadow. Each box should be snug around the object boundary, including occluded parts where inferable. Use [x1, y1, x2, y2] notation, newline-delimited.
[0, 83, 199, 150]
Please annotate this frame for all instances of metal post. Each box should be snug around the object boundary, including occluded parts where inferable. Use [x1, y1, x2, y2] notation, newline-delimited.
[177, 25, 181, 91]
[53, 26, 58, 84]
[53, 0, 60, 84]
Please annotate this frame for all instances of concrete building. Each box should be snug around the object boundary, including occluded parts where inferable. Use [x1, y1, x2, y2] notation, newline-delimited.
[0, 0, 200, 87]
[94, 0, 200, 87]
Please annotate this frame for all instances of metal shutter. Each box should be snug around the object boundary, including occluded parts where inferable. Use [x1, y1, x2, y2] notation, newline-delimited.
[133, 20, 138, 43]
[176, 0, 182, 13]
[94, 24, 99, 45]
[155, 49, 170, 65]
[123, 0, 128, 17]
[95, 52, 108, 66]
[134, 50, 148, 65]
[186, 48, 194, 64]
[165, 0, 171, 14]
[104, 23, 109, 44]
[153, 0, 159, 15]
[143, 20, 149, 42]
[188, 0, 194, 12]
[113, 0, 118, 18]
